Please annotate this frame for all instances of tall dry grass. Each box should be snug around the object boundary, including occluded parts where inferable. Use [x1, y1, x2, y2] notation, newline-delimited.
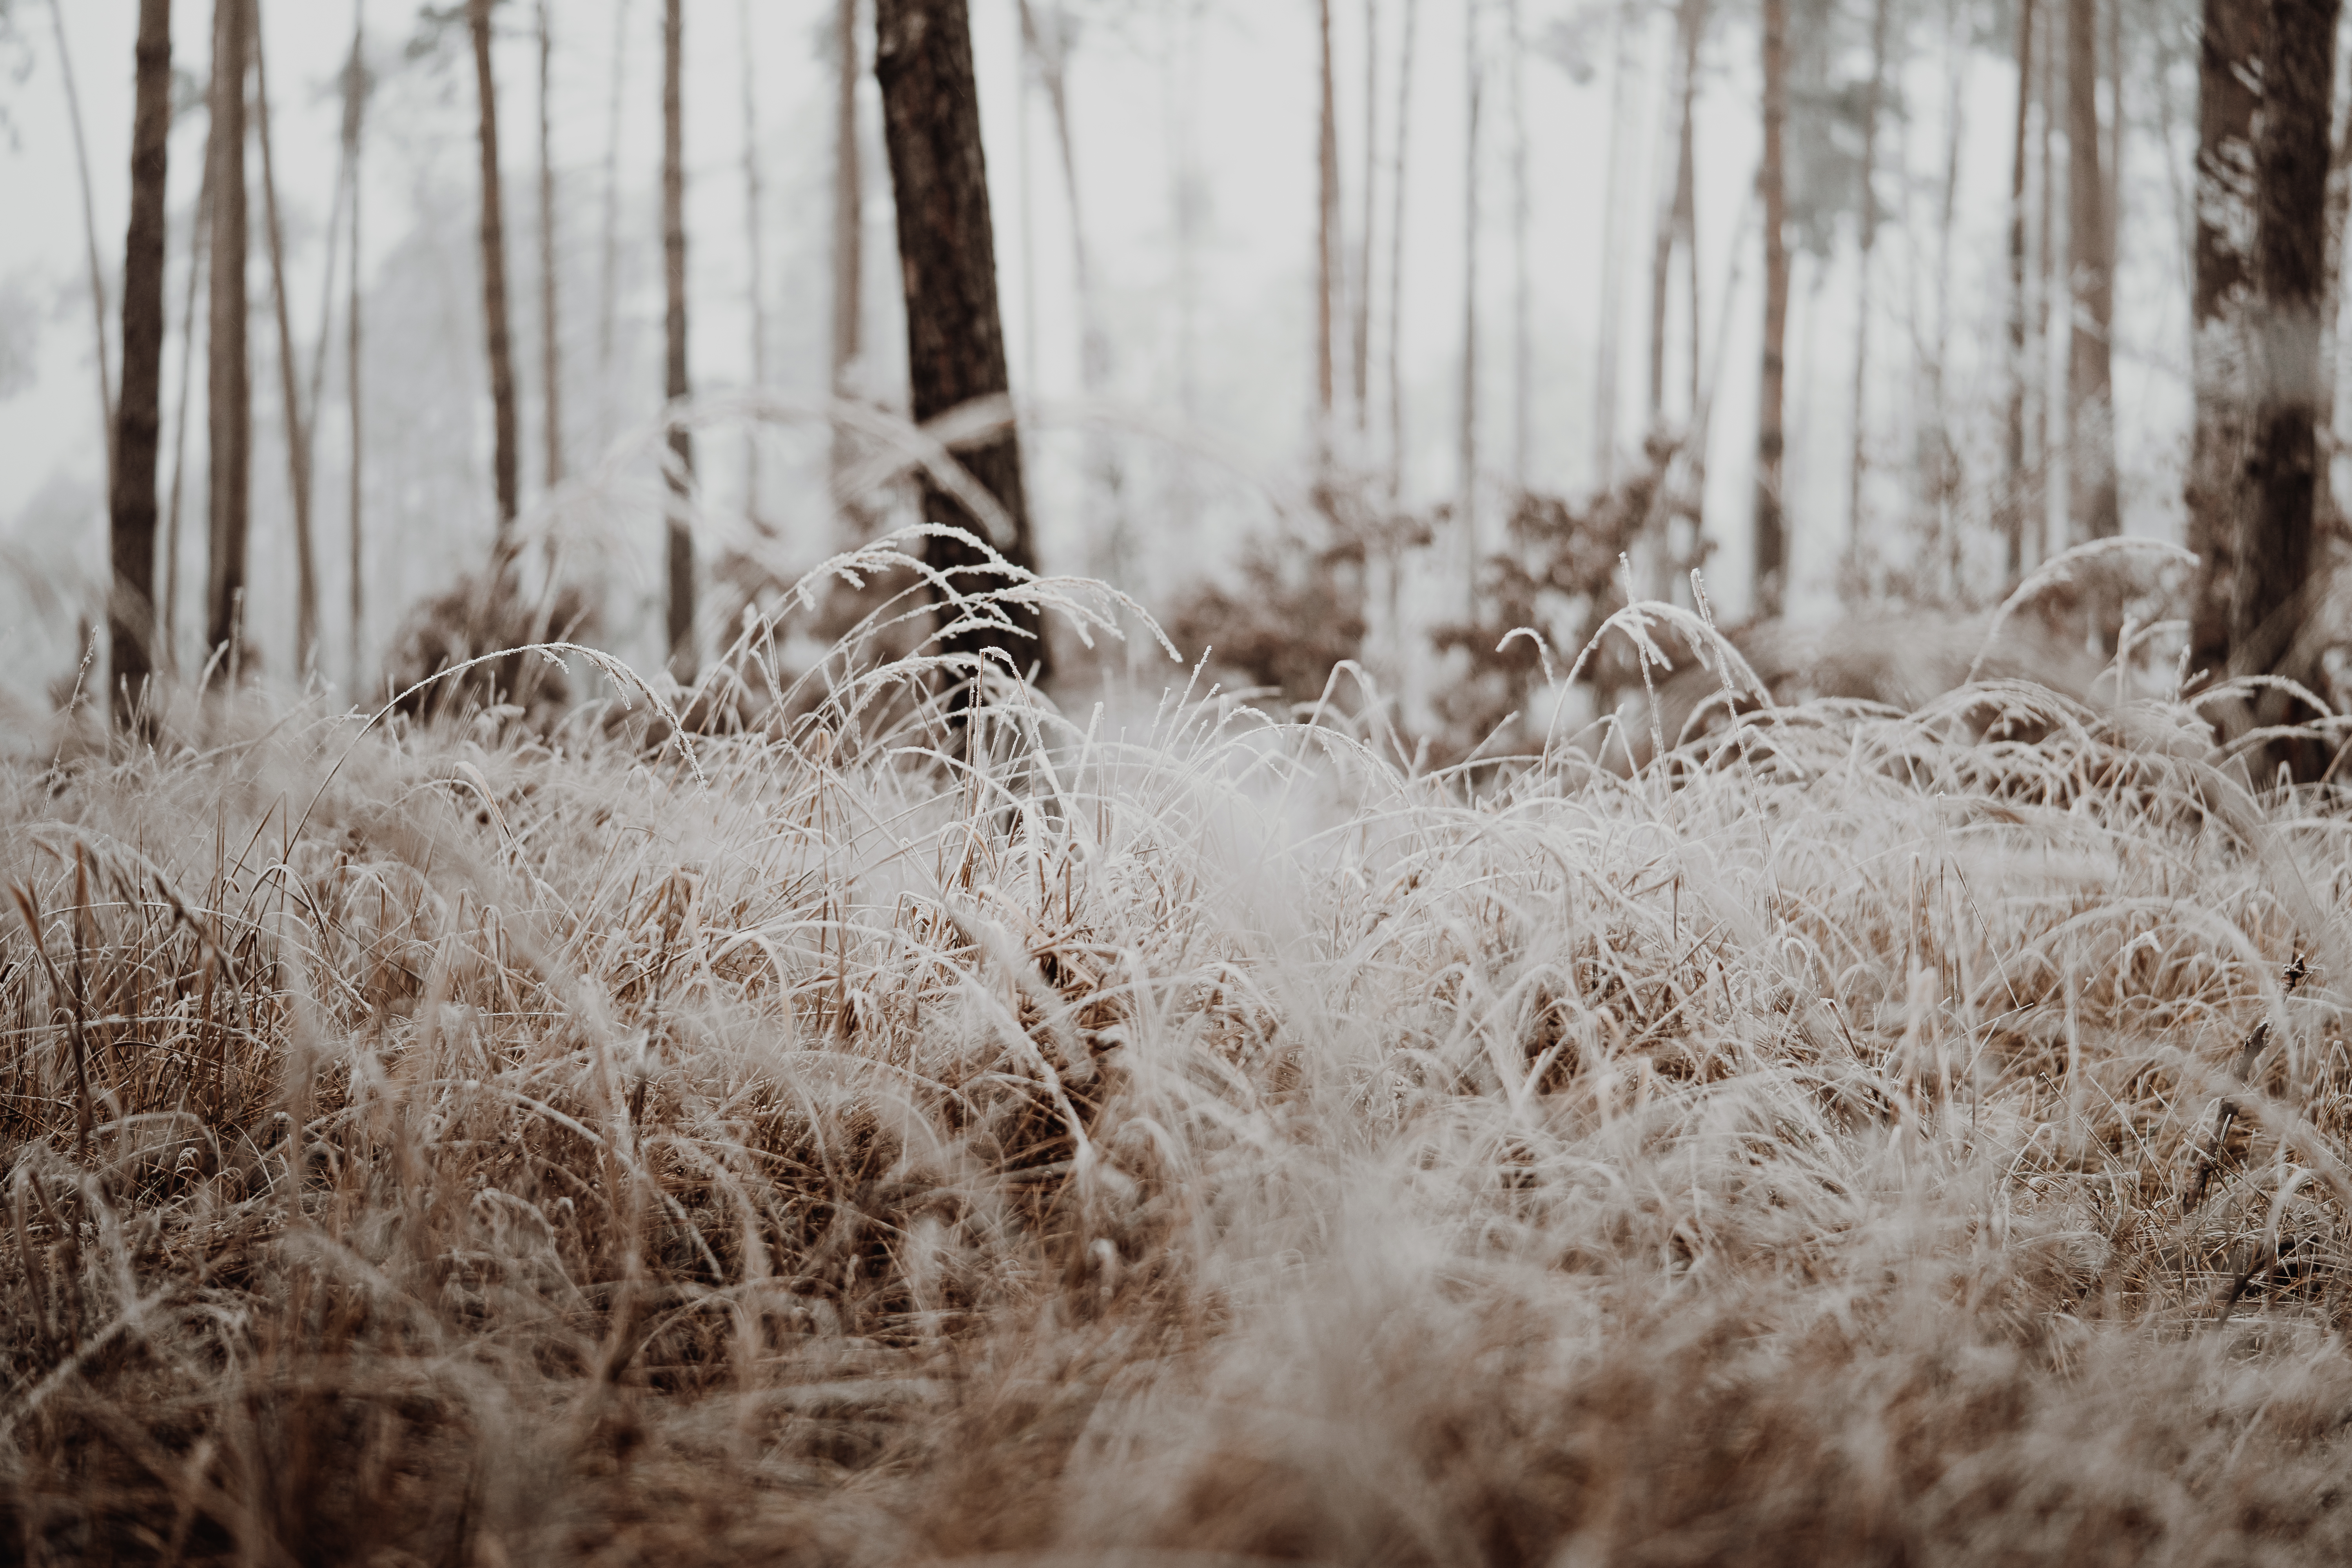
[7, 568, 2352, 1566]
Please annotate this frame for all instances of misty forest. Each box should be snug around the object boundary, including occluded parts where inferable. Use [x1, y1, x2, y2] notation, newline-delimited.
[13, 0, 2352, 1560]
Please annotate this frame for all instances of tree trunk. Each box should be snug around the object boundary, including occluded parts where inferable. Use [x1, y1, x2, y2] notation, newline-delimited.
[1387, 0, 1417, 495]
[540, 0, 565, 491]
[662, 0, 696, 683]
[1650, 0, 1704, 429]
[874, 0, 1049, 686]
[110, 0, 172, 726]
[2233, 0, 2341, 703]
[205, 0, 252, 673]
[1354, 0, 1378, 434]
[1594, 0, 1632, 489]
[598, 0, 632, 444]
[830, 0, 863, 536]
[737, 0, 764, 519]
[2185, 0, 2261, 681]
[345, 2, 366, 691]
[2065, 0, 2116, 540]
[48, 0, 116, 470]
[1847, 0, 1890, 568]
[1317, 0, 1339, 434]
[1508, 0, 1529, 490]
[470, 0, 520, 537]
[1756, 0, 1790, 617]
[1460, 0, 1482, 620]
[252, 9, 320, 678]
[2003, 0, 2036, 583]
[163, 138, 214, 675]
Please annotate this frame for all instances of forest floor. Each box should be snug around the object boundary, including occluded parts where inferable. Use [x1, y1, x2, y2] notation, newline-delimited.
[7, 597, 2352, 1566]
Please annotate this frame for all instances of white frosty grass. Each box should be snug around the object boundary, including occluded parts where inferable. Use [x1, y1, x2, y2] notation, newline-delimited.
[7, 568, 2352, 1564]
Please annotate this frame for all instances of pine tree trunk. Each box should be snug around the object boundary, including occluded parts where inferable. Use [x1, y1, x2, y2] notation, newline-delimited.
[830, 0, 863, 536]
[48, 0, 116, 470]
[2003, 0, 2036, 583]
[1317, 0, 1339, 434]
[109, 0, 172, 726]
[253, 11, 320, 678]
[2065, 0, 2116, 540]
[1847, 0, 1890, 568]
[540, 0, 565, 492]
[1387, 0, 1417, 495]
[471, 0, 520, 537]
[1460, 0, 1482, 620]
[874, 0, 1049, 686]
[1756, 0, 1790, 617]
[662, 0, 695, 682]
[345, 2, 366, 691]
[2186, 0, 2261, 681]
[1648, 0, 1701, 429]
[2234, 0, 2341, 702]
[205, 0, 252, 672]
[163, 140, 214, 674]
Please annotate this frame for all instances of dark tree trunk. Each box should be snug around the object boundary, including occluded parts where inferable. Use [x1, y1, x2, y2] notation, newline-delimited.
[2187, 0, 2263, 681]
[470, 0, 520, 536]
[1756, 0, 1790, 617]
[162, 139, 214, 673]
[540, 0, 565, 491]
[830, 0, 864, 537]
[2234, 0, 2341, 704]
[662, 0, 696, 682]
[874, 0, 1049, 685]
[2003, 0, 2037, 583]
[110, 0, 172, 726]
[253, 15, 320, 677]
[205, 0, 252, 672]
[2065, 0, 2116, 540]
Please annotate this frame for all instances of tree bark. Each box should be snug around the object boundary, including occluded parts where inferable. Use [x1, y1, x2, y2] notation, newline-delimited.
[205, 0, 252, 673]
[1387, 0, 1417, 495]
[1460, 0, 1482, 619]
[110, 0, 172, 726]
[470, 0, 520, 537]
[1650, 0, 1704, 428]
[1847, 0, 1890, 567]
[1317, 0, 1339, 433]
[662, 0, 696, 683]
[540, 0, 565, 491]
[598, 0, 632, 445]
[874, 0, 1049, 685]
[2186, 0, 2262, 682]
[2003, 0, 2037, 583]
[253, 9, 321, 678]
[163, 137, 214, 674]
[345, 2, 366, 691]
[2233, 0, 2341, 700]
[831, 0, 864, 537]
[1756, 0, 1790, 617]
[2065, 0, 2116, 540]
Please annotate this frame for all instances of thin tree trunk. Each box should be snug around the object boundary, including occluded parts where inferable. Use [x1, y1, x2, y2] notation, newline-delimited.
[662, 0, 695, 683]
[205, 0, 252, 673]
[1756, 0, 1790, 617]
[2003, 0, 2036, 583]
[1461, 0, 1482, 620]
[1354, 0, 1378, 434]
[163, 140, 214, 674]
[110, 0, 172, 726]
[541, 0, 565, 491]
[598, 0, 632, 443]
[2234, 0, 2340, 708]
[2185, 0, 2260, 681]
[48, 0, 116, 470]
[737, 0, 764, 519]
[252, 8, 320, 678]
[1508, 0, 1529, 490]
[874, 0, 1049, 686]
[345, 2, 366, 691]
[470, 0, 520, 537]
[1317, 0, 1339, 435]
[831, 0, 863, 535]
[1649, 0, 1702, 428]
[1388, 0, 1417, 495]
[2036, 0, 2057, 559]
[1594, 0, 1632, 488]
[2066, 0, 2116, 540]
[1847, 0, 1890, 567]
